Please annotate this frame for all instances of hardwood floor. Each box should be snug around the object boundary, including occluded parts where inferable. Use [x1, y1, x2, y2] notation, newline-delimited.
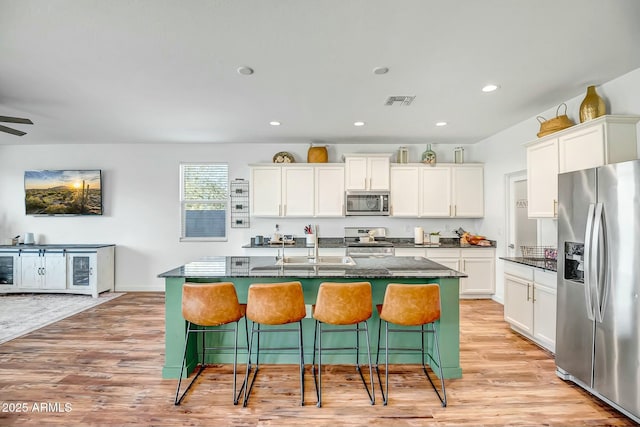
[0, 292, 634, 426]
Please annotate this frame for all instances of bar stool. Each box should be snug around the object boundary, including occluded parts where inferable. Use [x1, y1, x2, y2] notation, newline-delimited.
[375, 283, 447, 407]
[174, 282, 247, 405]
[312, 281, 375, 407]
[242, 281, 306, 407]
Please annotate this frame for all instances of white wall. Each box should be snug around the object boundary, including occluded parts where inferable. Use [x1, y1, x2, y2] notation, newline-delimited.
[475, 67, 640, 302]
[0, 142, 479, 291]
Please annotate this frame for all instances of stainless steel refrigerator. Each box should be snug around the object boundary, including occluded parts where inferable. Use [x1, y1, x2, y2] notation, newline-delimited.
[557, 159, 640, 424]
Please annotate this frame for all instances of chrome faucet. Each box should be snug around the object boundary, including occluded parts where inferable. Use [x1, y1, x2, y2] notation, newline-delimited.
[313, 224, 319, 262]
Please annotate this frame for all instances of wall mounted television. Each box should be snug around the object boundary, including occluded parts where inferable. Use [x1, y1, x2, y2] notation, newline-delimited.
[24, 170, 103, 215]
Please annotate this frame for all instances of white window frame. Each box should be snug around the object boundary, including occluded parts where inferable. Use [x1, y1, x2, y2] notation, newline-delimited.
[179, 162, 229, 242]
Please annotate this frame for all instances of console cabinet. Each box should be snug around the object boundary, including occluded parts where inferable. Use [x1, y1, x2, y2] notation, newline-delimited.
[0, 245, 114, 298]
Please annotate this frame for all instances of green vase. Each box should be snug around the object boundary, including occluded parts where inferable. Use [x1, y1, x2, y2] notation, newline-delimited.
[579, 85, 606, 123]
[421, 144, 436, 165]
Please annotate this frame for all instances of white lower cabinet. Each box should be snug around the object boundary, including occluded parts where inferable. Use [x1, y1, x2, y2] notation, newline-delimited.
[0, 246, 115, 298]
[504, 261, 556, 353]
[19, 250, 66, 290]
[394, 247, 495, 298]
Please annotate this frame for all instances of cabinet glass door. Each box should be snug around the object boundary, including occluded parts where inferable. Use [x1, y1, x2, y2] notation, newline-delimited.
[71, 256, 91, 287]
[0, 255, 16, 285]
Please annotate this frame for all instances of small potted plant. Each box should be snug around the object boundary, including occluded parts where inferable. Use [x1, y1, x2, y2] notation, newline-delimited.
[429, 231, 440, 245]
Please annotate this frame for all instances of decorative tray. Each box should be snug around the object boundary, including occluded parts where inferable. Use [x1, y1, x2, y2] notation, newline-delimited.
[273, 151, 295, 163]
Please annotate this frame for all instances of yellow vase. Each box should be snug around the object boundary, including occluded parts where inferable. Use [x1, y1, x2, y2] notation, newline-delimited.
[579, 85, 606, 123]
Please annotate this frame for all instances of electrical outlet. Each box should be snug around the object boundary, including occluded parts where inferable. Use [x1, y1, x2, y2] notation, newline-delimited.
[305, 304, 313, 318]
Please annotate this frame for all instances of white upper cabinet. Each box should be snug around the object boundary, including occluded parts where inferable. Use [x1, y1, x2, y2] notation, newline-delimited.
[391, 164, 484, 218]
[527, 138, 559, 218]
[451, 165, 484, 217]
[250, 164, 343, 217]
[251, 165, 314, 217]
[281, 166, 315, 217]
[344, 154, 390, 190]
[390, 165, 420, 216]
[419, 166, 451, 217]
[315, 165, 345, 217]
[525, 115, 639, 218]
[250, 166, 283, 216]
[558, 116, 639, 173]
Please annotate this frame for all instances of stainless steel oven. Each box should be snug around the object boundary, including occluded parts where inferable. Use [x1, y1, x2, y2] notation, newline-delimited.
[345, 191, 390, 216]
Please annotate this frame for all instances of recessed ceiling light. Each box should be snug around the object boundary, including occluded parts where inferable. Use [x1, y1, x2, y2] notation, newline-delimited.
[435, 121, 448, 127]
[482, 84, 499, 92]
[373, 67, 389, 75]
[237, 66, 254, 75]
[353, 121, 365, 127]
[269, 121, 281, 126]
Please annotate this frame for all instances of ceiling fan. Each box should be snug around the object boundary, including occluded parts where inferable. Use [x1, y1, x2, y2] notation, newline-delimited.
[0, 115, 33, 136]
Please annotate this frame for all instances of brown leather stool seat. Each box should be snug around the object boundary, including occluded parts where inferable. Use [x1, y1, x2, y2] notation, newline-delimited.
[174, 282, 247, 405]
[375, 283, 447, 406]
[312, 281, 375, 407]
[242, 281, 306, 407]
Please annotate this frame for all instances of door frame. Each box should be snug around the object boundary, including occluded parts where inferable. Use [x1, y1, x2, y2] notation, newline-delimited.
[505, 170, 528, 258]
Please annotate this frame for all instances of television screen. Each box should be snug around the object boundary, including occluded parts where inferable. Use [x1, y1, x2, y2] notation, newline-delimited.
[24, 170, 103, 215]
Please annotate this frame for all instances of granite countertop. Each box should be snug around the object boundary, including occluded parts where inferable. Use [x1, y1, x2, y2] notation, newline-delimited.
[242, 237, 496, 249]
[159, 256, 468, 279]
[0, 244, 115, 249]
[501, 257, 557, 272]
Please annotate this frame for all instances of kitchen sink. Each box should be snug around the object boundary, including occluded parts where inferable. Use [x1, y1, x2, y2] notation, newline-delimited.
[275, 256, 356, 267]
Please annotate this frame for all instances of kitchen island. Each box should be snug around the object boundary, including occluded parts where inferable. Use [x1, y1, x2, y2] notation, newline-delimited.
[159, 256, 466, 380]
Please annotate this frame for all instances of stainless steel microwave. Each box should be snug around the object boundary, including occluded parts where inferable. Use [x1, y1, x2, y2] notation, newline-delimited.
[345, 191, 390, 216]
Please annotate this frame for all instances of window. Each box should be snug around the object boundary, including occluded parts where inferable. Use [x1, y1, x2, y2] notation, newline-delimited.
[180, 163, 228, 241]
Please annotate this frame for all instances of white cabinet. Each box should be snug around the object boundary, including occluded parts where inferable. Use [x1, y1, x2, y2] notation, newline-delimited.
[391, 164, 483, 218]
[0, 246, 115, 298]
[396, 247, 495, 298]
[558, 116, 639, 173]
[457, 248, 495, 297]
[250, 166, 282, 216]
[419, 166, 451, 217]
[282, 166, 314, 217]
[344, 154, 390, 190]
[0, 251, 20, 290]
[503, 261, 557, 352]
[525, 115, 639, 218]
[390, 166, 420, 216]
[451, 165, 484, 217]
[250, 165, 314, 217]
[19, 249, 66, 290]
[526, 138, 559, 218]
[314, 165, 344, 217]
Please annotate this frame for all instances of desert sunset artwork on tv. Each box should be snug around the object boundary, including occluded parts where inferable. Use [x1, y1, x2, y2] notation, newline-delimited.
[24, 170, 102, 215]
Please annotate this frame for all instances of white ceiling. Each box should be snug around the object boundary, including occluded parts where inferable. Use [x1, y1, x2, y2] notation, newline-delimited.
[1, 0, 640, 146]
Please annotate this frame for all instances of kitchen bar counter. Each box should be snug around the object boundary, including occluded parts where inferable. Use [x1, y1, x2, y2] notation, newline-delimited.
[0, 243, 115, 249]
[159, 256, 463, 380]
[500, 257, 557, 272]
[242, 237, 496, 249]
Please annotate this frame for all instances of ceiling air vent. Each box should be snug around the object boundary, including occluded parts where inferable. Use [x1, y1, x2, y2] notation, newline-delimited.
[385, 96, 415, 106]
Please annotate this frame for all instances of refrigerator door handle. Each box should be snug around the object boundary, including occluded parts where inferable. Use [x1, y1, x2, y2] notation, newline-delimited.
[584, 203, 596, 321]
[592, 202, 608, 323]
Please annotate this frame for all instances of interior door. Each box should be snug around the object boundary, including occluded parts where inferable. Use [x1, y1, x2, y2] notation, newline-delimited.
[506, 171, 537, 257]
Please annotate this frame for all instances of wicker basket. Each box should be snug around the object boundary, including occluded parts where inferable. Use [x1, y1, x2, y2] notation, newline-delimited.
[536, 103, 575, 137]
[520, 245, 557, 260]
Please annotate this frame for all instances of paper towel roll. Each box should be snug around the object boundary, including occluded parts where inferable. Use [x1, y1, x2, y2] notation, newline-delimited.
[414, 227, 424, 244]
